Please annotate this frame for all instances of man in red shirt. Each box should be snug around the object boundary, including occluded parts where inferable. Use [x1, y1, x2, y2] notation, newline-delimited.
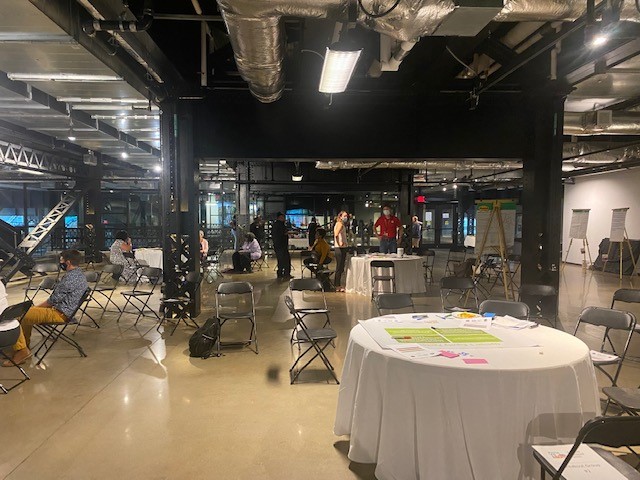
[374, 205, 403, 254]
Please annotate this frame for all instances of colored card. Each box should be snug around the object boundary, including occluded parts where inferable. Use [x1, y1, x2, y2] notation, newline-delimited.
[463, 358, 488, 364]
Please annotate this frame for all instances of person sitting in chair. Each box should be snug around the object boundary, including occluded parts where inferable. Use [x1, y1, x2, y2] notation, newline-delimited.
[304, 228, 333, 273]
[231, 232, 262, 273]
[3, 249, 88, 367]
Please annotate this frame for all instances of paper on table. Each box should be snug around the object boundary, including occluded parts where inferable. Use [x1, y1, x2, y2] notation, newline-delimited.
[492, 315, 536, 330]
[463, 317, 492, 329]
[388, 344, 440, 360]
[589, 350, 619, 363]
[532, 444, 627, 480]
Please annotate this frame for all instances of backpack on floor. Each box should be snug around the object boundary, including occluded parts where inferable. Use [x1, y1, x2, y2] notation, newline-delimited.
[189, 316, 220, 358]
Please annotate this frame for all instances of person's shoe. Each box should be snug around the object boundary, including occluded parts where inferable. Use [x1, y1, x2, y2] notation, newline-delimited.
[3, 349, 32, 367]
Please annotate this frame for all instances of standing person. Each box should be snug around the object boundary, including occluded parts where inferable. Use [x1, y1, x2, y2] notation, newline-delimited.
[411, 215, 422, 252]
[374, 205, 403, 254]
[250, 216, 265, 245]
[307, 216, 318, 247]
[110, 230, 137, 283]
[199, 230, 209, 262]
[272, 212, 292, 280]
[333, 210, 349, 292]
[230, 215, 239, 251]
[3, 249, 88, 366]
[231, 232, 262, 273]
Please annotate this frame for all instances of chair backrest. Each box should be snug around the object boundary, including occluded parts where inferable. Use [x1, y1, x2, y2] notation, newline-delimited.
[440, 276, 475, 290]
[217, 281, 253, 295]
[216, 282, 254, 317]
[33, 262, 60, 274]
[479, 300, 529, 319]
[371, 260, 395, 269]
[38, 277, 58, 290]
[84, 271, 101, 284]
[368, 246, 380, 253]
[0, 300, 33, 323]
[290, 278, 323, 292]
[577, 307, 635, 331]
[423, 249, 436, 257]
[519, 284, 557, 298]
[140, 267, 162, 281]
[101, 263, 123, 275]
[375, 293, 414, 313]
[612, 288, 640, 306]
[68, 289, 92, 322]
[284, 295, 297, 317]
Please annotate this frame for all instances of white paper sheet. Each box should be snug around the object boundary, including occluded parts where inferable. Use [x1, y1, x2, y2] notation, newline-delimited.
[569, 209, 590, 240]
[589, 350, 619, 363]
[532, 444, 627, 480]
[610, 208, 629, 243]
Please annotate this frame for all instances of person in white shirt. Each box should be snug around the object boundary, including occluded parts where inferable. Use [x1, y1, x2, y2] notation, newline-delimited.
[231, 232, 262, 273]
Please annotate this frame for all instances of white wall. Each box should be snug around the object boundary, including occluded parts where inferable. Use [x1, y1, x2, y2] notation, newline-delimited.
[563, 167, 640, 264]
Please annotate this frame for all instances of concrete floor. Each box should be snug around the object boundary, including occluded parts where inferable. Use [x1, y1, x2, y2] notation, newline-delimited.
[1, 253, 639, 479]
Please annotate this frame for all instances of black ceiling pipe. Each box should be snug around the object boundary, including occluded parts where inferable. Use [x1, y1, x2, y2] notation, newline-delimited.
[83, 5, 153, 37]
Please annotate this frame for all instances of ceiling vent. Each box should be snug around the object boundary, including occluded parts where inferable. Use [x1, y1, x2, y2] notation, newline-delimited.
[433, 0, 504, 37]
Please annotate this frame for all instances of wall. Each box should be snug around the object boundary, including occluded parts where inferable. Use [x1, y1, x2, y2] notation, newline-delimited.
[563, 167, 640, 264]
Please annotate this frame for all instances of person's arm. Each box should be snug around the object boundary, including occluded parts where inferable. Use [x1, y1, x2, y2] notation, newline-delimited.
[334, 223, 343, 247]
[374, 218, 382, 238]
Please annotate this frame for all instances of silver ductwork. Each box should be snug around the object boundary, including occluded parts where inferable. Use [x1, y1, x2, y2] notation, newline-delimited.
[217, 0, 640, 102]
[564, 112, 640, 135]
[315, 160, 522, 170]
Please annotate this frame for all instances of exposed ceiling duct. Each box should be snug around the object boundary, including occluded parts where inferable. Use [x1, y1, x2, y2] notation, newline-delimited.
[315, 160, 522, 170]
[564, 112, 640, 135]
[216, 0, 640, 103]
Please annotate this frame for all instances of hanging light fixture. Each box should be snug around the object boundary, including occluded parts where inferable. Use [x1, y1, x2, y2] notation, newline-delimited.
[67, 120, 76, 141]
[319, 41, 363, 94]
[291, 161, 303, 182]
[121, 143, 129, 159]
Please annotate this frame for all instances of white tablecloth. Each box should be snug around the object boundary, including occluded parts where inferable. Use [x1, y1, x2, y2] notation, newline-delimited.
[345, 255, 426, 296]
[289, 238, 310, 249]
[135, 248, 163, 269]
[334, 315, 600, 480]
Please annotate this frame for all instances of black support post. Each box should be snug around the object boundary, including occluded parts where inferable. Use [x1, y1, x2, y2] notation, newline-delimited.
[160, 100, 201, 317]
[83, 177, 103, 264]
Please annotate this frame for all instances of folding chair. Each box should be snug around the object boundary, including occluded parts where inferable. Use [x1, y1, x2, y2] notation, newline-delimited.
[0, 301, 32, 393]
[215, 281, 258, 354]
[422, 250, 435, 286]
[160, 271, 202, 335]
[284, 296, 338, 385]
[368, 246, 380, 254]
[440, 276, 479, 312]
[251, 253, 267, 272]
[93, 264, 124, 318]
[24, 263, 59, 301]
[289, 278, 331, 343]
[375, 293, 414, 315]
[603, 385, 640, 416]
[574, 307, 635, 389]
[445, 245, 466, 276]
[371, 260, 396, 299]
[117, 266, 163, 326]
[533, 416, 640, 480]
[300, 250, 314, 278]
[73, 271, 102, 332]
[204, 246, 224, 283]
[519, 284, 558, 327]
[479, 300, 529, 319]
[33, 289, 90, 366]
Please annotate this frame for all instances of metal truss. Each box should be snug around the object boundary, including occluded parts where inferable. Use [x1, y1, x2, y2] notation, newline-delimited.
[0, 140, 89, 177]
[0, 236, 35, 282]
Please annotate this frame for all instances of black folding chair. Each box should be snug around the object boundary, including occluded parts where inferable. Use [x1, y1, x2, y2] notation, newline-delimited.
[289, 278, 331, 344]
[422, 250, 435, 286]
[0, 301, 32, 393]
[519, 284, 558, 327]
[440, 276, 479, 312]
[117, 266, 163, 326]
[533, 416, 640, 480]
[479, 300, 529, 319]
[73, 270, 102, 332]
[33, 289, 90, 366]
[574, 307, 635, 389]
[603, 385, 640, 416]
[284, 296, 338, 385]
[445, 245, 466, 276]
[215, 281, 258, 354]
[251, 253, 267, 272]
[24, 262, 59, 302]
[375, 293, 415, 315]
[204, 246, 224, 283]
[160, 271, 201, 335]
[371, 260, 396, 299]
[93, 264, 124, 318]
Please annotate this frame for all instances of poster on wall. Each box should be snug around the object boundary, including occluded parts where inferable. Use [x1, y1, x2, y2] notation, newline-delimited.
[475, 200, 517, 248]
[569, 209, 590, 240]
[610, 208, 629, 243]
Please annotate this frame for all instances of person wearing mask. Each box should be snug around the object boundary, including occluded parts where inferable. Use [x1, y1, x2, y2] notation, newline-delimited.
[250, 216, 265, 245]
[272, 212, 292, 279]
[3, 249, 88, 366]
[411, 215, 423, 252]
[109, 230, 137, 283]
[374, 205, 403, 254]
[199, 230, 209, 261]
[231, 232, 262, 273]
[333, 211, 349, 292]
[304, 228, 333, 273]
[307, 216, 318, 247]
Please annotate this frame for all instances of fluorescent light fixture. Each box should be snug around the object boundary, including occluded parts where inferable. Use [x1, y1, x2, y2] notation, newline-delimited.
[57, 97, 149, 104]
[591, 34, 608, 47]
[562, 164, 576, 172]
[17, 168, 44, 175]
[67, 124, 76, 141]
[292, 174, 303, 182]
[7, 73, 123, 82]
[319, 44, 363, 94]
[153, 164, 162, 173]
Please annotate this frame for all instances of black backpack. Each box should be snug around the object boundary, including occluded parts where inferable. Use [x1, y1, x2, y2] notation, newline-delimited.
[189, 317, 220, 358]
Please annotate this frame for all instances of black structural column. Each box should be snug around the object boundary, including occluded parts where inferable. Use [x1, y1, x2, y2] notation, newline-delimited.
[160, 100, 201, 317]
[521, 86, 568, 293]
[83, 176, 103, 265]
[397, 170, 413, 227]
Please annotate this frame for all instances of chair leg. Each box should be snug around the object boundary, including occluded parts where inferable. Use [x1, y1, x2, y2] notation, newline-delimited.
[0, 351, 30, 393]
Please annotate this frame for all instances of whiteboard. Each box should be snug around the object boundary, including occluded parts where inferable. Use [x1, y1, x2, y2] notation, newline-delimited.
[610, 208, 629, 243]
[475, 202, 516, 248]
[569, 209, 590, 240]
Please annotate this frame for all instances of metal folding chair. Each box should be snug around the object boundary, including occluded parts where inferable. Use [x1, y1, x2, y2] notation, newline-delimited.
[117, 266, 163, 326]
[284, 296, 338, 385]
[533, 416, 640, 480]
[371, 260, 396, 299]
[215, 281, 258, 354]
[603, 385, 640, 416]
[93, 264, 124, 318]
[33, 289, 90, 366]
[440, 276, 479, 312]
[375, 293, 415, 315]
[204, 246, 224, 283]
[289, 278, 331, 343]
[0, 301, 32, 393]
[479, 300, 529, 319]
[444, 245, 466, 276]
[160, 271, 202, 335]
[519, 284, 558, 327]
[574, 307, 635, 389]
[24, 262, 59, 301]
[300, 250, 314, 278]
[73, 271, 102, 332]
[422, 250, 435, 286]
[251, 253, 267, 272]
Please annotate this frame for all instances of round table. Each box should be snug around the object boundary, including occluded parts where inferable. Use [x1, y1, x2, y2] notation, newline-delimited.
[334, 315, 600, 480]
[345, 255, 426, 296]
[134, 248, 163, 269]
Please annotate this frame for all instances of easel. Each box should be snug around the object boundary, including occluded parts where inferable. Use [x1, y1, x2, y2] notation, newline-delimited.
[473, 202, 512, 300]
[562, 238, 593, 272]
[603, 229, 637, 280]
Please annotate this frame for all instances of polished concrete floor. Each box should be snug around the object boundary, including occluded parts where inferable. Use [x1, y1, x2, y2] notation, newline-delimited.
[1, 253, 640, 479]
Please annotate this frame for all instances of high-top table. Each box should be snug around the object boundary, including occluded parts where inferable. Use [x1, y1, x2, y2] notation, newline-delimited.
[345, 255, 426, 296]
[334, 314, 600, 480]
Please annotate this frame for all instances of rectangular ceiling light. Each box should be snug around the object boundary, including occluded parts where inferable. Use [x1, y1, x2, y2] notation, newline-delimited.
[17, 168, 44, 175]
[57, 97, 149, 104]
[319, 46, 362, 94]
[7, 73, 123, 82]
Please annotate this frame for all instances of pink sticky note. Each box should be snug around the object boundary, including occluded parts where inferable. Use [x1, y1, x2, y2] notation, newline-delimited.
[463, 358, 488, 365]
[439, 350, 459, 358]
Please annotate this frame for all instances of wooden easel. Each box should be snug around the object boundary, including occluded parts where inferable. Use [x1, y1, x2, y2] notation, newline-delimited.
[603, 229, 637, 280]
[473, 202, 512, 300]
[562, 238, 593, 272]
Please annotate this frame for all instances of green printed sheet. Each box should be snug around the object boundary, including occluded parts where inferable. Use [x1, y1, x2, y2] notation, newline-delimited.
[385, 327, 501, 345]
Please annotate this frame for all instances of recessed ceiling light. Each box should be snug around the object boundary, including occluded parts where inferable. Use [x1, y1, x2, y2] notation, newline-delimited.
[153, 165, 162, 173]
[591, 35, 608, 47]
[7, 73, 123, 82]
